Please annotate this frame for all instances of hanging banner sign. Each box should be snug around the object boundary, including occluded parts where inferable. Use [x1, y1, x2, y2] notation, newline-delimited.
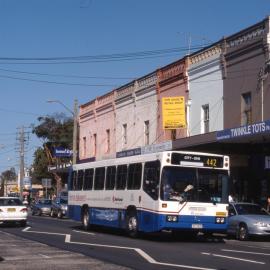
[162, 96, 186, 129]
[54, 147, 73, 157]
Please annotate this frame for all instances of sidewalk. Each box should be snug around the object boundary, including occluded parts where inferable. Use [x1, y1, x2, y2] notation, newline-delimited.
[0, 231, 131, 270]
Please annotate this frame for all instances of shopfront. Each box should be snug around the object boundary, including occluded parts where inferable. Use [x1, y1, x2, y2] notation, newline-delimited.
[173, 120, 270, 205]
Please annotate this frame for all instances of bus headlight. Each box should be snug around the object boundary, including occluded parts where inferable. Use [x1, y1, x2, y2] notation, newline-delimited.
[215, 217, 226, 224]
[166, 215, 178, 222]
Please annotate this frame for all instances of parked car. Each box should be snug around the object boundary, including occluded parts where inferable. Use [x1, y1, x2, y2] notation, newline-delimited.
[227, 202, 270, 240]
[50, 197, 68, 219]
[32, 199, 52, 216]
[0, 197, 28, 227]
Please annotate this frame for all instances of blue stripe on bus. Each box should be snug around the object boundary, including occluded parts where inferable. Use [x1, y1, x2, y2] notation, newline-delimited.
[68, 205, 227, 232]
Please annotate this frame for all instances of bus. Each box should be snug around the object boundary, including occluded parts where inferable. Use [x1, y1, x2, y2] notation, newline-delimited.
[68, 151, 230, 237]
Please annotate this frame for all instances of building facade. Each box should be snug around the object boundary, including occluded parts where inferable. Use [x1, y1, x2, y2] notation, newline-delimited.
[188, 43, 224, 136]
[79, 91, 116, 161]
[156, 58, 189, 142]
[77, 16, 270, 203]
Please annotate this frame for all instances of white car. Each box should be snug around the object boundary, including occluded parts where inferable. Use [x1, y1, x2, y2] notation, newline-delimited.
[0, 197, 28, 227]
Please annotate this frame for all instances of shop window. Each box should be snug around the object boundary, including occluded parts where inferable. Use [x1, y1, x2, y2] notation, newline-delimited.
[202, 104, 209, 133]
[144, 121, 150, 145]
[241, 92, 252, 125]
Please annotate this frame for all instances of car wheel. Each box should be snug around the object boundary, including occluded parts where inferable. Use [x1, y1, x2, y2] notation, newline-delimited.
[238, 224, 249, 241]
[37, 209, 42, 216]
[126, 211, 139, 238]
[82, 207, 91, 231]
[57, 210, 63, 219]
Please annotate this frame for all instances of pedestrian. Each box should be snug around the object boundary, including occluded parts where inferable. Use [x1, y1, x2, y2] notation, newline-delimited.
[266, 195, 270, 212]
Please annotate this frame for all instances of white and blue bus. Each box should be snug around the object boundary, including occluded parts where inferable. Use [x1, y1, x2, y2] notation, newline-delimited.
[68, 151, 230, 237]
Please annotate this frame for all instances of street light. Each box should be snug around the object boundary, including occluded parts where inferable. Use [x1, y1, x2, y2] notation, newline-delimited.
[47, 99, 78, 164]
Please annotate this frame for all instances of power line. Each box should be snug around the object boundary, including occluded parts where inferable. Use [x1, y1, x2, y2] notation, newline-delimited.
[0, 74, 118, 87]
[0, 45, 209, 63]
[0, 67, 136, 80]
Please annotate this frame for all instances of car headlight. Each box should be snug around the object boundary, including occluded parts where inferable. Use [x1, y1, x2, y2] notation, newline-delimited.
[61, 205, 67, 210]
[254, 222, 267, 227]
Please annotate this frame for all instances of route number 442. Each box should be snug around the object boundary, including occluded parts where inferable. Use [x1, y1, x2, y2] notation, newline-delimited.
[206, 158, 217, 167]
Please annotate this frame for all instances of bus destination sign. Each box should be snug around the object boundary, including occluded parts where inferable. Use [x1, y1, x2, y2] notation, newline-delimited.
[171, 153, 224, 168]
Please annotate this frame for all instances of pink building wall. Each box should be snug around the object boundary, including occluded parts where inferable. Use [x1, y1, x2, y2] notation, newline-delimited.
[156, 58, 189, 143]
[79, 91, 116, 161]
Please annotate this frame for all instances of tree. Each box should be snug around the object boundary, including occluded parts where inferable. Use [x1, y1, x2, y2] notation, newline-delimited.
[31, 113, 73, 193]
[0, 167, 17, 196]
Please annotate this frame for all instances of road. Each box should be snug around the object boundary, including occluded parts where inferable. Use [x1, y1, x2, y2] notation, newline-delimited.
[1, 214, 270, 270]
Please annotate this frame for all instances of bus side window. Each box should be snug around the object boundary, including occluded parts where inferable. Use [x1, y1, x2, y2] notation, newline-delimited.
[116, 165, 127, 190]
[127, 163, 142, 190]
[94, 167, 105, 190]
[106, 166, 116, 190]
[84, 168, 94, 190]
[143, 160, 160, 200]
[72, 171, 77, 191]
[77, 170, 84, 190]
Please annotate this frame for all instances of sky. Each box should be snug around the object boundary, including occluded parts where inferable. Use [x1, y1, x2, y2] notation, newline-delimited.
[0, 0, 269, 175]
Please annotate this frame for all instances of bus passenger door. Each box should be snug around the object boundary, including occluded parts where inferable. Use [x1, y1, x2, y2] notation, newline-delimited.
[140, 160, 160, 232]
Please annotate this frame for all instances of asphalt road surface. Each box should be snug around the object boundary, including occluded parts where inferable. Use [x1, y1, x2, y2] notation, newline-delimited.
[1, 214, 270, 270]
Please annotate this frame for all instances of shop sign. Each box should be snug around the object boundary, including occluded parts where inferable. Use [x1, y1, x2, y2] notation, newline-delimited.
[42, 178, 52, 188]
[141, 141, 172, 154]
[54, 147, 73, 157]
[217, 120, 270, 141]
[116, 148, 141, 158]
[162, 96, 186, 129]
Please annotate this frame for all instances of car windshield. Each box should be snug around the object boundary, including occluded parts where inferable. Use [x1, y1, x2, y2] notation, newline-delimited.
[39, 199, 51, 205]
[160, 166, 228, 203]
[235, 204, 269, 215]
[0, 198, 23, 206]
[60, 198, 67, 204]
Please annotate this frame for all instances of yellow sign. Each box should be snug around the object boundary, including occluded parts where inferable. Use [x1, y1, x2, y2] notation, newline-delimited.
[162, 96, 186, 129]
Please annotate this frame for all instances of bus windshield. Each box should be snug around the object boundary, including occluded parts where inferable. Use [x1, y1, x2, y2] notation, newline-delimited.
[160, 166, 228, 203]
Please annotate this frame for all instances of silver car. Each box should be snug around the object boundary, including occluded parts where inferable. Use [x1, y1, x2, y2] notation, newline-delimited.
[228, 202, 270, 240]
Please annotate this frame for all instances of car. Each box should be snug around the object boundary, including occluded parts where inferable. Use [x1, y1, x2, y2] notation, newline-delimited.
[32, 199, 52, 216]
[0, 197, 28, 227]
[227, 202, 270, 240]
[50, 196, 68, 219]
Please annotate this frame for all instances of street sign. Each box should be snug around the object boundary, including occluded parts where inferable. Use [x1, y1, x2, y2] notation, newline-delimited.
[42, 178, 52, 188]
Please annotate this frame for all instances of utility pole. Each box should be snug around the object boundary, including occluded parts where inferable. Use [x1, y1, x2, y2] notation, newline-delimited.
[19, 126, 25, 198]
[73, 99, 78, 165]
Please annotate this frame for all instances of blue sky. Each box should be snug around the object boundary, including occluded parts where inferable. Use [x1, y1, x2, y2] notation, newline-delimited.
[0, 0, 269, 174]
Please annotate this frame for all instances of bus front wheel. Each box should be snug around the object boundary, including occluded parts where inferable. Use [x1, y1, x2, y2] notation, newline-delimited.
[126, 212, 139, 238]
[82, 207, 91, 231]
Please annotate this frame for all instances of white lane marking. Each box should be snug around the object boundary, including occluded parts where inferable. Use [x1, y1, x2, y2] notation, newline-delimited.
[222, 249, 270, 256]
[23, 227, 67, 237]
[39, 254, 50, 259]
[72, 229, 95, 235]
[201, 252, 265, 265]
[23, 227, 216, 270]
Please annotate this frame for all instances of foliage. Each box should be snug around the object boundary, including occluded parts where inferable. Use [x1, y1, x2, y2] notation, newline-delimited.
[31, 113, 73, 183]
[30, 147, 53, 184]
[0, 167, 17, 196]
